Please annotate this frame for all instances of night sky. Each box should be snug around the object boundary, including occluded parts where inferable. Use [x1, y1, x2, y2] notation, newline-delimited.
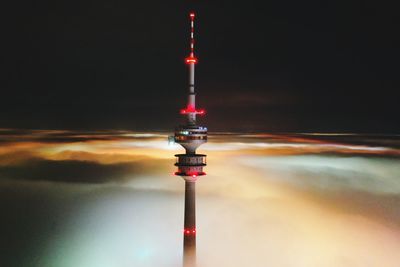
[0, 0, 398, 133]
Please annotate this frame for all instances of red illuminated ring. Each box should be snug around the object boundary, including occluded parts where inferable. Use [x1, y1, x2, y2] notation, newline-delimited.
[174, 171, 206, 176]
[185, 57, 198, 64]
[180, 108, 206, 115]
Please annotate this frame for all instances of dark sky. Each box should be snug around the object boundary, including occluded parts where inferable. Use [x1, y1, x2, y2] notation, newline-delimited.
[0, 0, 398, 133]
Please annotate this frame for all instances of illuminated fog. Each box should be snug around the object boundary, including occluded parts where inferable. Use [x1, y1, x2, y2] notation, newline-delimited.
[1, 129, 400, 267]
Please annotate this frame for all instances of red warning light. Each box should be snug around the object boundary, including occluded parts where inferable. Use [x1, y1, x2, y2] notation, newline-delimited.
[184, 228, 196, 235]
[180, 108, 206, 115]
[190, 13, 195, 18]
[185, 56, 198, 64]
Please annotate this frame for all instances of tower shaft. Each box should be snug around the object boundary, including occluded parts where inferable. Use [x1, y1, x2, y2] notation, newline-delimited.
[183, 181, 196, 266]
[187, 63, 196, 125]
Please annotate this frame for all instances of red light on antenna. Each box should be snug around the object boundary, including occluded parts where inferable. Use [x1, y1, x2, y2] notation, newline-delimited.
[185, 57, 198, 64]
[190, 13, 195, 18]
[180, 106, 200, 114]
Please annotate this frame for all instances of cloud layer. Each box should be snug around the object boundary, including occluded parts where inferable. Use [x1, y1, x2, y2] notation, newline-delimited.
[1, 129, 400, 267]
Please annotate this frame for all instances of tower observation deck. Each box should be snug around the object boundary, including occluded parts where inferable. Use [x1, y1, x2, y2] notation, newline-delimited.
[173, 12, 207, 267]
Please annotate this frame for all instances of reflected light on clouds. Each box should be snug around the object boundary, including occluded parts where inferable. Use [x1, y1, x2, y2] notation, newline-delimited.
[0, 129, 400, 267]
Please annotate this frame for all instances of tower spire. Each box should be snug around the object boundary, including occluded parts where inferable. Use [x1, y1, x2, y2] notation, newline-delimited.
[186, 12, 197, 63]
[190, 13, 195, 57]
[182, 12, 203, 126]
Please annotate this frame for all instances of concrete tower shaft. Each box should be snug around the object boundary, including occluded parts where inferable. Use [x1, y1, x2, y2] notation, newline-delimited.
[183, 181, 196, 265]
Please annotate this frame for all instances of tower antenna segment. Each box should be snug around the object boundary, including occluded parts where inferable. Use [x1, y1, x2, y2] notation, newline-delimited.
[187, 13, 197, 61]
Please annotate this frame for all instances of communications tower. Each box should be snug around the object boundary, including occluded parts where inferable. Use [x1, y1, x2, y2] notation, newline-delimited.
[173, 12, 207, 267]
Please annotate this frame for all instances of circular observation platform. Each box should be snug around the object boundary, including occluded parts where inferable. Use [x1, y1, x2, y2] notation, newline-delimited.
[174, 125, 207, 153]
[174, 154, 207, 178]
[174, 125, 207, 141]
